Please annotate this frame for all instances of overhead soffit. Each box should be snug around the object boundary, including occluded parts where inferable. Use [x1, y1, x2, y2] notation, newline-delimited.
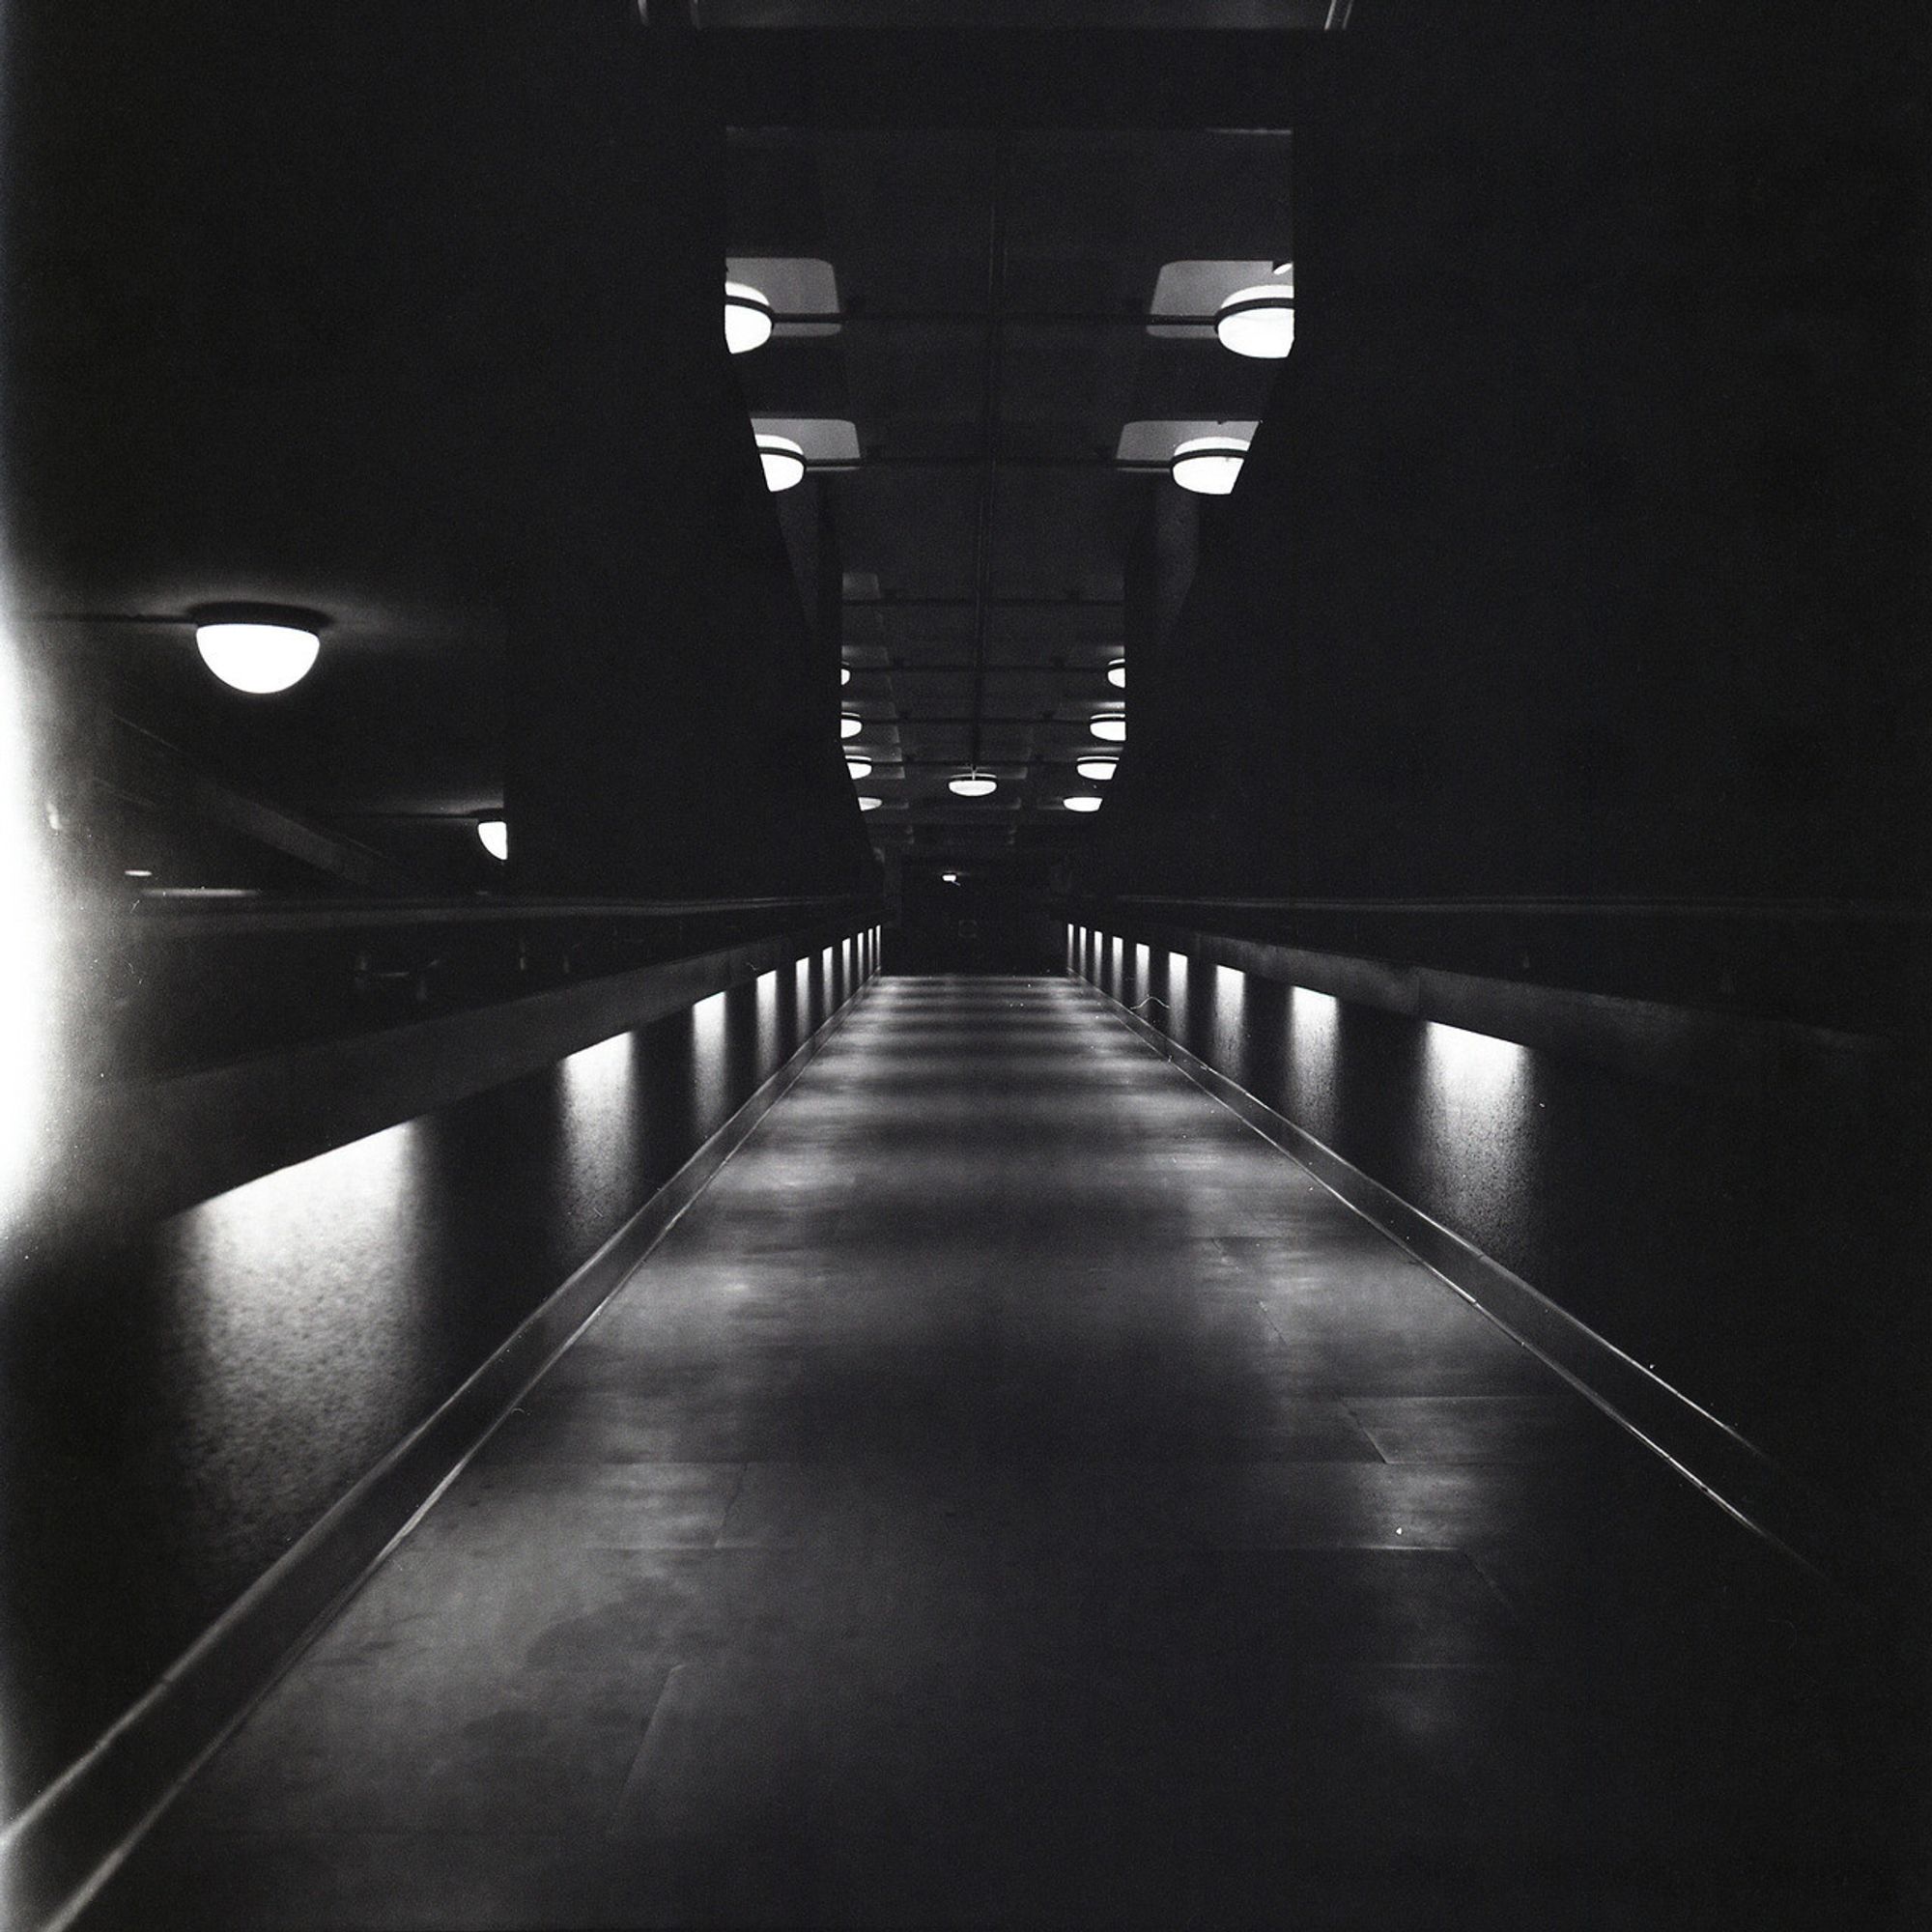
[692, 2, 1338, 26]
[728, 126, 1293, 841]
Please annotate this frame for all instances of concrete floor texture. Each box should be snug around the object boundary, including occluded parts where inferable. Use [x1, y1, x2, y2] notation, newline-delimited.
[88, 976, 1894, 1930]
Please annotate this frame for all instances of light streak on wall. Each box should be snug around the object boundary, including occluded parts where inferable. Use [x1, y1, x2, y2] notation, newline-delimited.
[692, 987, 729, 1131]
[1285, 984, 1342, 1137]
[1419, 1018, 1539, 1241]
[0, 612, 57, 1236]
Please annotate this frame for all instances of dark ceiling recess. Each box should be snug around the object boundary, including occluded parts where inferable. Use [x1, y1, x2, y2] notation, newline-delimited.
[727, 127, 1293, 853]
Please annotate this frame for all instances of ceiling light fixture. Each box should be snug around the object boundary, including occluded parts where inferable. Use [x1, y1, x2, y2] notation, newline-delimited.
[1090, 712, 1127, 743]
[948, 770, 997, 798]
[840, 666, 851, 685]
[724, 280, 774, 355]
[756, 433, 806, 493]
[476, 818, 508, 861]
[193, 614, 323, 694]
[1170, 436, 1250, 497]
[845, 757, 872, 780]
[941, 870, 960, 884]
[1215, 285, 1295, 360]
[1076, 757, 1119, 781]
[839, 713, 863, 740]
[857, 794, 882, 811]
[1065, 796, 1102, 813]
[1106, 658, 1126, 689]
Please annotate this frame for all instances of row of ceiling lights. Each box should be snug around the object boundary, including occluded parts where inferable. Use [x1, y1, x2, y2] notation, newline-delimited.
[726, 270, 1291, 497]
[185, 264, 1263, 813]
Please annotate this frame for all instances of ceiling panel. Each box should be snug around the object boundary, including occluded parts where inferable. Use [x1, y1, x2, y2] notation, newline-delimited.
[725, 122, 1292, 848]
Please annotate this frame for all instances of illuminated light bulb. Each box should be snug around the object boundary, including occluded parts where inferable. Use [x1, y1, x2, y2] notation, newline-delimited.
[1076, 757, 1118, 781]
[1106, 658, 1126, 689]
[1065, 795, 1102, 813]
[195, 621, 321, 694]
[725, 280, 774, 355]
[949, 770, 996, 798]
[1090, 712, 1127, 743]
[476, 818, 508, 861]
[1214, 285, 1295, 359]
[840, 666, 851, 685]
[941, 870, 960, 884]
[756, 434, 806, 492]
[857, 794, 882, 811]
[839, 713, 863, 740]
[845, 757, 872, 780]
[1169, 435, 1249, 496]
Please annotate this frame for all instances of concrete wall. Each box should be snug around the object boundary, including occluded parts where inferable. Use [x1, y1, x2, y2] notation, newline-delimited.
[0, 928, 877, 1850]
[1065, 920, 1924, 1573]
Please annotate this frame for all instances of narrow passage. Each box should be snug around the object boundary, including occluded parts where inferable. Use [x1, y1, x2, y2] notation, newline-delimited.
[91, 976, 1880, 1929]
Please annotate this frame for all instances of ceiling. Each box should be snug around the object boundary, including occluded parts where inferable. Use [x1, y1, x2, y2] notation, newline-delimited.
[694, 3, 1339, 23]
[726, 127, 1293, 853]
[6, 2, 1321, 890]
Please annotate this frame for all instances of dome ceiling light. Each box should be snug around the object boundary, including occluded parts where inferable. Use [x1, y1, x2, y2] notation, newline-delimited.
[949, 770, 997, 798]
[724, 280, 774, 355]
[839, 713, 864, 739]
[756, 433, 806, 493]
[857, 794, 882, 812]
[476, 818, 508, 861]
[1170, 435, 1250, 497]
[193, 611, 324, 694]
[1106, 658, 1126, 689]
[1090, 711, 1127, 743]
[1215, 283, 1295, 360]
[1076, 756, 1119, 781]
[840, 666, 852, 685]
[1065, 796, 1102, 813]
[845, 757, 872, 780]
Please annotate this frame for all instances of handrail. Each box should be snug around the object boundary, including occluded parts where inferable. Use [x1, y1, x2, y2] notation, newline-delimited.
[117, 890, 879, 936]
[1115, 894, 1932, 922]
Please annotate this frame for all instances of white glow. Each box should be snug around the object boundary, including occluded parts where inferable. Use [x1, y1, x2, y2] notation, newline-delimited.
[1212, 963, 1246, 1061]
[1090, 712, 1127, 743]
[476, 818, 507, 861]
[1106, 659, 1126, 689]
[840, 666, 852, 685]
[125, 867, 153, 878]
[942, 870, 959, 884]
[1064, 795, 1101, 812]
[949, 770, 996, 798]
[693, 988, 728, 1124]
[1076, 756, 1118, 781]
[756, 433, 806, 493]
[1424, 1018, 1528, 1092]
[845, 757, 872, 779]
[1287, 985, 1340, 1115]
[1215, 285, 1296, 359]
[561, 1029, 633, 1112]
[857, 794, 882, 811]
[195, 621, 321, 694]
[724, 280, 774, 355]
[756, 968, 780, 1065]
[167, 1119, 429, 1487]
[840, 713, 863, 739]
[1170, 435, 1250, 496]
[0, 617, 55, 1231]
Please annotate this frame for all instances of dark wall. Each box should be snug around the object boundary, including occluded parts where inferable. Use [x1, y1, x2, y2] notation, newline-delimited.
[0, 931, 875, 1825]
[1, 0, 873, 896]
[1091, 0, 1928, 909]
[1068, 924, 1927, 1560]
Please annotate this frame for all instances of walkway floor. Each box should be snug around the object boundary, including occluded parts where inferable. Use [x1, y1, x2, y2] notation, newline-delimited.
[90, 976, 1891, 1929]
